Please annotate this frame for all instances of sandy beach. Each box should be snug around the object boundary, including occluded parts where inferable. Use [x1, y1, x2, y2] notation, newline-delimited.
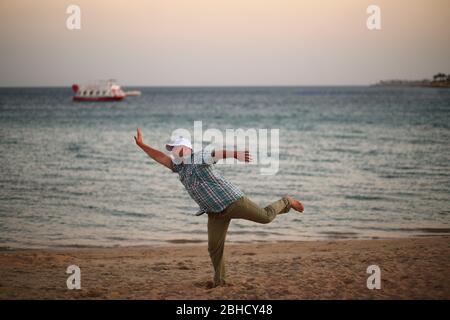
[0, 236, 449, 300]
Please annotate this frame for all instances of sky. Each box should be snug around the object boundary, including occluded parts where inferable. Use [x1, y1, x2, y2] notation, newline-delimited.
[0, 0, 449, 86]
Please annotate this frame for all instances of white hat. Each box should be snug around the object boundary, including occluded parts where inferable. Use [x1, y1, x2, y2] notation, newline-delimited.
[165, 136, 192, 151]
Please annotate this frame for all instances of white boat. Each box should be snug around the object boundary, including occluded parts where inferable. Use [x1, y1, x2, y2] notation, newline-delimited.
[72, 80, 126, 101]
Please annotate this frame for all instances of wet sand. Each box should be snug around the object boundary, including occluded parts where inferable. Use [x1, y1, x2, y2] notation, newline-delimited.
[0, 236, 449, 299]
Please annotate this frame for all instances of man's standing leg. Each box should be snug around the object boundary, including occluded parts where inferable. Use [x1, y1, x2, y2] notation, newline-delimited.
[207, 213, 231, 287]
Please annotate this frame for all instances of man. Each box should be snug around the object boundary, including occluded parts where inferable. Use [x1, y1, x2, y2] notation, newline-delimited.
[134, 128, 304, 287]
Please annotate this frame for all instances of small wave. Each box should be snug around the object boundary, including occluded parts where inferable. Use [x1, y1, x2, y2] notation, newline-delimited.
[417, 227, 450, 234]
[324, 148, 361, 154]
[344, 195, 385, 201]
[73, 153, 88, 159]
[349, 226, 450, 234]
[166, 239, 205, 244]
[52, 243, 110, 249]
[330, 134, 366, 140]
[85, 205, 153, 219]
[318, 231, 360, 239]
[0, 246, 16, 251]
[312, 158, 340, 163]
[379, 174, 402, 179]
[108, 209, 152, 219]
[414, 234, 450, 238]
[0, 140, 18, 145]
[105, 236, 129, 241]
[318, 216, 382, 223]
[380, 171, 450, 179]
[363, 150, 379, 156]
[66, 143, 82, 152]
[228, 230, 285, 236]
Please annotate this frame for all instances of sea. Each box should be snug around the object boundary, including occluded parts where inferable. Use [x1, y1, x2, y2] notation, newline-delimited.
[0, 86, 449, 249]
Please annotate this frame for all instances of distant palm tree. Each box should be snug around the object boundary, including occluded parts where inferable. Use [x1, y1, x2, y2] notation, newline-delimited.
[433, 73, 447, 82]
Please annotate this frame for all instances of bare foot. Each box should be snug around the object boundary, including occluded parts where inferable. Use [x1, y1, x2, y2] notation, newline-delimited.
[287, 196, 304, 213]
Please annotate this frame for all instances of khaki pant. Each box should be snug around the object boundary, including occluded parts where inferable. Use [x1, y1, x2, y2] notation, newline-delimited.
[207, 196, 291, 287]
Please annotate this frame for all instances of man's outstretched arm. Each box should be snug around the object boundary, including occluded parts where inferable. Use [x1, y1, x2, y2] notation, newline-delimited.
[134, 128, 173, 171]
[212, 150, 252, 163]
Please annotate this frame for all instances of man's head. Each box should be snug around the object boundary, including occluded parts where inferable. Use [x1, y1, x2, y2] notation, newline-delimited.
[166, 136, 192, 160]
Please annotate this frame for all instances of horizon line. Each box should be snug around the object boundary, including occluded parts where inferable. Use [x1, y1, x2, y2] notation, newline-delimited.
[0, 84, 376, 89]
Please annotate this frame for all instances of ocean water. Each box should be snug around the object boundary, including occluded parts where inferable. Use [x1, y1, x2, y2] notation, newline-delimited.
[0, 86, 449, 249]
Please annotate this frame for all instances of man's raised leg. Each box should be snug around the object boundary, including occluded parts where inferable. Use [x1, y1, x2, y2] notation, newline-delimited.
[224, 196, 291, 224]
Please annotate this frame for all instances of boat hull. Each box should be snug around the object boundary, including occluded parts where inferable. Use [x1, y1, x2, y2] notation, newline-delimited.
[73, 96, 124, 102]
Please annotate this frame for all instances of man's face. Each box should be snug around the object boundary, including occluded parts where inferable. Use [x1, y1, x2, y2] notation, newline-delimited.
[171, 146, 192, 161]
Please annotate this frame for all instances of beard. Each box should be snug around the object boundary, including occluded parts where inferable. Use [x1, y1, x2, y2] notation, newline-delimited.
[169, 152, 191, 165]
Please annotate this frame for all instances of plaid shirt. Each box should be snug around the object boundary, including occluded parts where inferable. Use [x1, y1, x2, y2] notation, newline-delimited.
[172, 149, 244, 214]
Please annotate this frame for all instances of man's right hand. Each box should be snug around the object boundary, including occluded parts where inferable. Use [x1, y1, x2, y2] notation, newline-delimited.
[134, 128, 174, 171]
[134, 128, 144, 147]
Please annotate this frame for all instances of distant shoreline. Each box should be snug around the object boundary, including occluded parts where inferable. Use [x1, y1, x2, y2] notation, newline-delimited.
[373, 81, 450, 88]
[373, 73, 450, 88]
